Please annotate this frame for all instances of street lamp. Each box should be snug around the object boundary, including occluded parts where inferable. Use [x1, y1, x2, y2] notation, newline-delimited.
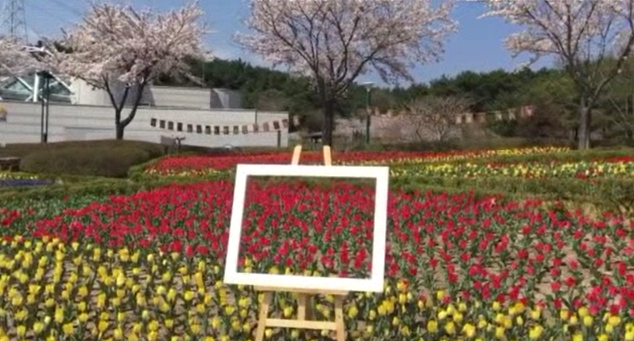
[37, 70, 54, 143]
[362, 81, 374, 145]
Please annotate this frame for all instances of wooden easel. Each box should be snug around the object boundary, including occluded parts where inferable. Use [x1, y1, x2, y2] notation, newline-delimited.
[254, 144, 348, 341]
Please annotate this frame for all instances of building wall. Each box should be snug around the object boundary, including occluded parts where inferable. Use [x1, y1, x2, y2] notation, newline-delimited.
[70, 80, 242, 110]
[210, 88, 242, 109]
[151, 86, 210, 109]
[0, 101, 288, 148]
[69, 78, 152, 107]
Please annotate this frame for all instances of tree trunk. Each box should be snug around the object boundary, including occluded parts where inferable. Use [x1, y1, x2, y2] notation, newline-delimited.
[577, 98, 591, 150]
[114, 82, 147, 141]
[115, 108, 124, 140]
[322, 100, 335, 147]
[116, 124, 125, 140]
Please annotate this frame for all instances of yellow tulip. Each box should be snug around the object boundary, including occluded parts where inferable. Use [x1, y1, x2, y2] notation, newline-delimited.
[427, 320, 438, 333]
[463, 323, 476, 338]
[495, 327, 505, 339]
[190, 323, 202, 335]
[265, 329, 273, 338]
[560, 309, 570, 320]
[33, 322, 44, 334]
[608, 316, 621, 327]
[527, 307, 540, 320]
[54, 307, 64, 323]
[283, 306, 293, 318]
[578, 307, 589, 317]
[529, 325, 543, 339]
[392, 317, 400, 326]
[62, 323, 74, 336]
[211, 316, 221, 329]
[348, 305, 358, 319]
[114, 328, 124, 340]
[79, 313, 89, 323]
[15, 325, 26, 337]
[98, 320, 109, 333]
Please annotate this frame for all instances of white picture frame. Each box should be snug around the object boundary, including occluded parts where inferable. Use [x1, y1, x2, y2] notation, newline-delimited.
[224, 164, 390, 293]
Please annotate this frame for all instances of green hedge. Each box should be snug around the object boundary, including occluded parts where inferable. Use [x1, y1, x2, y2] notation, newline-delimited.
[20, 146, 154, 178]
[0, 139, 166, 158]
[0, 179, 154, 202]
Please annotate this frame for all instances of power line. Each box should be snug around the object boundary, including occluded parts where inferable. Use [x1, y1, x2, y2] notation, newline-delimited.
[25, 1, 75, 26]
[46, 0, 84, 18]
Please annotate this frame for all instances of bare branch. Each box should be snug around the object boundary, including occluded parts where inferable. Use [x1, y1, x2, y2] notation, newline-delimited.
[403, 95, 471, 142]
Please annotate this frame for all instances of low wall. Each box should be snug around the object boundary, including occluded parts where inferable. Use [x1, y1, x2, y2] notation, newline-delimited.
[0, 101, 289, 148]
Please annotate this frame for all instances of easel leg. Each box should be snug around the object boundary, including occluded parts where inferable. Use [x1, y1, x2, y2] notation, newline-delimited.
[255, 292, 272, 341]
[297, 294, 307, 320]
[334, 296, 345, 341]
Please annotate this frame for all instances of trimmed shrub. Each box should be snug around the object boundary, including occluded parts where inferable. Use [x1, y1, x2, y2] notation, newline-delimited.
[20, 146, 153, 178]
[0, 139, 165, 158]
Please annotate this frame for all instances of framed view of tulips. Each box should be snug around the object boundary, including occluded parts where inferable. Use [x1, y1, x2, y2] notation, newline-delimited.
[224, 164, 390, 292]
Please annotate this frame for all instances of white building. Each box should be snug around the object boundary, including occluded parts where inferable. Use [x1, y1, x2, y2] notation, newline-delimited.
[0, 74, 285, 148]
[0, 75, 243, 110]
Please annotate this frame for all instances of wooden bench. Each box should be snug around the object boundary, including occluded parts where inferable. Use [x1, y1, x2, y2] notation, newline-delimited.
[0, 157, 20, 172]
[301, 132, 323, 150]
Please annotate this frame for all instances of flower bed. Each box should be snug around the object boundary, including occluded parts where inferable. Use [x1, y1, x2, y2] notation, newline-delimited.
[0, 172, 39, 180]
[0, 179, 54, 188]
[391, 158, 634, 179]
[1, 180, 632, 340]
[142, 147, 569, 178]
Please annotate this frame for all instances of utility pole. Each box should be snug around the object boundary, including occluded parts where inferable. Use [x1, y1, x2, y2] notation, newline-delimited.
[1, 0, 28, 42]
[362, 82, 374, 145]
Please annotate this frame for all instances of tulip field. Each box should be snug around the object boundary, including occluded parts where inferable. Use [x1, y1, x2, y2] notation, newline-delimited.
[0, 146, 633, 340]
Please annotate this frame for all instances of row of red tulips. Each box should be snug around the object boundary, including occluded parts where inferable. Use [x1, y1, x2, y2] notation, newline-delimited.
[2, 179, 632, 316]
[142, 147, 569, 176]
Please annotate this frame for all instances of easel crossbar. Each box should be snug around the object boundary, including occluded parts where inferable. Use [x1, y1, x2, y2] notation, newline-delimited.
[255, 286, 347, 296]
[265, 319, 337, 330]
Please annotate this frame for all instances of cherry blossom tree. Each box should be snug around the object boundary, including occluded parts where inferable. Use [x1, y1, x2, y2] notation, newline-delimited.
[237, 0, 457, 147]
[478, 0, 634, 149]
[0, 37, 42, 77]
[46, 1, 208, 139]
